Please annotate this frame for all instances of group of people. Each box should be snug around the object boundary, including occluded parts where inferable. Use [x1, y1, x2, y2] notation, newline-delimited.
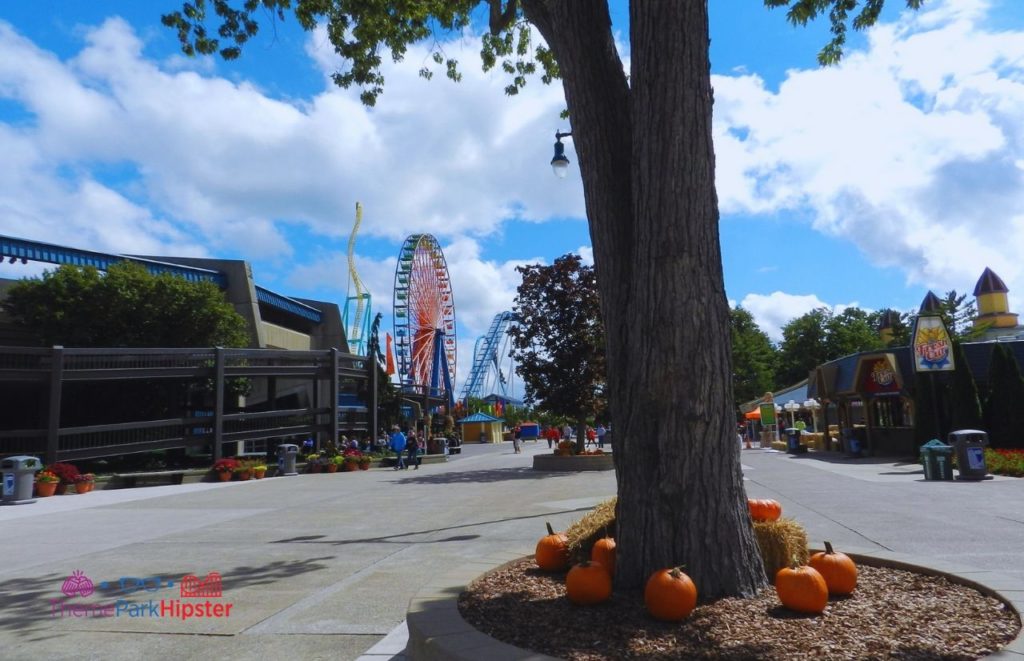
[387, 425, 425, 470]
[540, 423, 609, 449]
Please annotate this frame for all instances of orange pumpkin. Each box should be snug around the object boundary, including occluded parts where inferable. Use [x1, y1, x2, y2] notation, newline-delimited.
[809, 541, 857, 595]
[775, 565, 828, 614]
[566, 560, 612, 605]
[591, 536, 617, 577]
[644, 567, 698, 621]
[535, 522, 570, 571]
[747, 498, 782, 522]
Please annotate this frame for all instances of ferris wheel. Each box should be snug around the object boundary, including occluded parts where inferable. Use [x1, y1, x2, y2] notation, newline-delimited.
[393, 234, 457, 404]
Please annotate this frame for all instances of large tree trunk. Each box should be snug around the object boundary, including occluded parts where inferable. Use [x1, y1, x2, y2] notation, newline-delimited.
[523, 0, 766, 598]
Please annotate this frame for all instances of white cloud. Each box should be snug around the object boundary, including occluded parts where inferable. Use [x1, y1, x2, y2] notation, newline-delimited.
[0, 17, 583, 261]
[740, 291, 861, 342]
[715, 0, 1024, 297]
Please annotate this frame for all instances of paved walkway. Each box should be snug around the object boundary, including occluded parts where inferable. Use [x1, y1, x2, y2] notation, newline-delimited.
[0, 443, 1021, 660]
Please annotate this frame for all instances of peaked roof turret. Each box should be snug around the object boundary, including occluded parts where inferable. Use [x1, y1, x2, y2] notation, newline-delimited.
[919, 291, 942, 314]
[878, 309, 901, 330]
[974, 267, 1009, 296]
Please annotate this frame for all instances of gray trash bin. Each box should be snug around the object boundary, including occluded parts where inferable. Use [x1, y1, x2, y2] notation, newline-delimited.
[2, 455, 42, 505]
[276, 443, 299, 476]
[948, 429, 988, 480]
[920, 440, 954, 480]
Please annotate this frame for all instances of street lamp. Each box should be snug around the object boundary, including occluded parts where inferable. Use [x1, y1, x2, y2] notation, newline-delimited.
[551, 130, 573, 178]
[783, 400, 800, 429]
[802, 398, 821, 433]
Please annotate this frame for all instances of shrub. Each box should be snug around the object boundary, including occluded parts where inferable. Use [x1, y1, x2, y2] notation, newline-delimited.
[985, 448, 1024, 477]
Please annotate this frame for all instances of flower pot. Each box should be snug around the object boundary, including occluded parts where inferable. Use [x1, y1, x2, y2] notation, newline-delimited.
[217, 471, 233, 482]
[35, 481, 58, 497]
[358, 462, 370, 471]
[326, 463, 339, 473]
[341, 462, 358, 472]
[236, 470, 252, 481]
[55, 483, 69, 495]
[310, 463, 322, 473]
[253, 469, 266, 479]
[75, 482, 94, 494]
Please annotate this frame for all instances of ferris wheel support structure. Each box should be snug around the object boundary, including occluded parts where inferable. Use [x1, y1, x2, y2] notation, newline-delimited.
[392, 234, 457, 411]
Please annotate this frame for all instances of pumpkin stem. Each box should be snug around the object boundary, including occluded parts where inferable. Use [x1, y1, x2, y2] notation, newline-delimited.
[824, 541, 835, 555]
[546, 521, 555, 536]
[669, 567, 682, 579]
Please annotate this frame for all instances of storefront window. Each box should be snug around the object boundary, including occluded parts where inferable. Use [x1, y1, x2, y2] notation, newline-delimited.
[872, 395, 910, 427]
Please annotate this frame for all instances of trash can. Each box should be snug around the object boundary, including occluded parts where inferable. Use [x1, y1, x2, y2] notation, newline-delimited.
[948, 429, 988, 480]
[2, 455, 42, 505]
[841, 428, 862, 457]
[785, 428, 806, 454]
[276, 443, 299, 476]
[920, 439, 954, 481]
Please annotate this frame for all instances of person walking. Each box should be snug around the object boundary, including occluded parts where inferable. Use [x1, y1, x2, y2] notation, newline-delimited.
[406, 431, 423, 469]
[389, 425, 407, 470]
[512, 426, 523, 454]
[596, 424, 607, 449]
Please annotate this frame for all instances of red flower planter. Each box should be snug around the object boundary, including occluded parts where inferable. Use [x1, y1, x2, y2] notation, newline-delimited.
[35, 481, 59, 497]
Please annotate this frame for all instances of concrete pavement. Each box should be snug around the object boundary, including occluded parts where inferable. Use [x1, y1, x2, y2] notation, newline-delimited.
[0, 442, 1021, 660]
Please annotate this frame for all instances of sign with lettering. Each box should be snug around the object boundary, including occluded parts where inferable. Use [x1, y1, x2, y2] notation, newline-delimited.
[912, 315, 955, 372]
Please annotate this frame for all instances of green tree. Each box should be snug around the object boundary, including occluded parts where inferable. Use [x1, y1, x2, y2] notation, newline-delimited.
[730, 306, 777, 407]
[913, 370, 943, 446]
[777, 308, 831, 388]
[936, 290, 982, 341]
[947, 342, 983, 433]
[3, 262, 249, 348]
[164, 0, 919, 597]
[507, 254, 605, 454]
[984, 344, 1024, 449]
[826, 308, 883, 358]
[777, 307, 885, 388]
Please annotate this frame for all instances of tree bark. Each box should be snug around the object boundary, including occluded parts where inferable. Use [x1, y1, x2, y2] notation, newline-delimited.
[523, 0, 766, 598]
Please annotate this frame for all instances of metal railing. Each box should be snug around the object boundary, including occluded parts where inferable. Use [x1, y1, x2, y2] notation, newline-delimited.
[0, 346, 370, 463]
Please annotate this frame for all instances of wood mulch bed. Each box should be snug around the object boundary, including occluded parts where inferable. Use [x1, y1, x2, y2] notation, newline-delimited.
[459, 557, 1020, 660]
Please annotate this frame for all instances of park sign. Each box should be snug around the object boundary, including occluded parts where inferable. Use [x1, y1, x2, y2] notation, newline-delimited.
[912, 315, 955, 372]
[758, 403, 777, 426]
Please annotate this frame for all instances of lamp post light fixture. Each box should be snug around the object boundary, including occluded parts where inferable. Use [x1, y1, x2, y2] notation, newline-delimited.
[783, 400, 800, 429]
[802, 398, 821, 432]
[551, 130, 573, 178]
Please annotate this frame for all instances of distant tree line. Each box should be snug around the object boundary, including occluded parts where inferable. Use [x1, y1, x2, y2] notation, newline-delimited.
[730, 290, 980, 406]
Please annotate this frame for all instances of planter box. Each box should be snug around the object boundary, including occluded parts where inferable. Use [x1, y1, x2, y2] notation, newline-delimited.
[532, 453, 614, 472]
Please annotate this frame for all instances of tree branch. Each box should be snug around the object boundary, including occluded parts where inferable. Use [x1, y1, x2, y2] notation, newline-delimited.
[488, 0, 520, 35]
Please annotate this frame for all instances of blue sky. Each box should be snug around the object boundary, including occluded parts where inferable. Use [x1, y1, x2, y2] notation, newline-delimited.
[1, 0, 1023, 398]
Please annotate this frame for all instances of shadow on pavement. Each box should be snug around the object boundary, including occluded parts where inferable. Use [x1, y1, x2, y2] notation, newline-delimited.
[269, 507, 595, 547]
[785, 452, 918, 466]
[386, 467, 584, 484]
[0, 556, 334, 640]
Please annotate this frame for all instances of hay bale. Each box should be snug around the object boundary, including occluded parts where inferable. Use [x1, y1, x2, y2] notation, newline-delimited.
[753, 517, 809, 579]
[564, 497, 617, 560]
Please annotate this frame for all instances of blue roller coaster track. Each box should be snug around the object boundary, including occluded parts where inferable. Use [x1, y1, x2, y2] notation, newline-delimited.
[460, 311, 518, 401]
